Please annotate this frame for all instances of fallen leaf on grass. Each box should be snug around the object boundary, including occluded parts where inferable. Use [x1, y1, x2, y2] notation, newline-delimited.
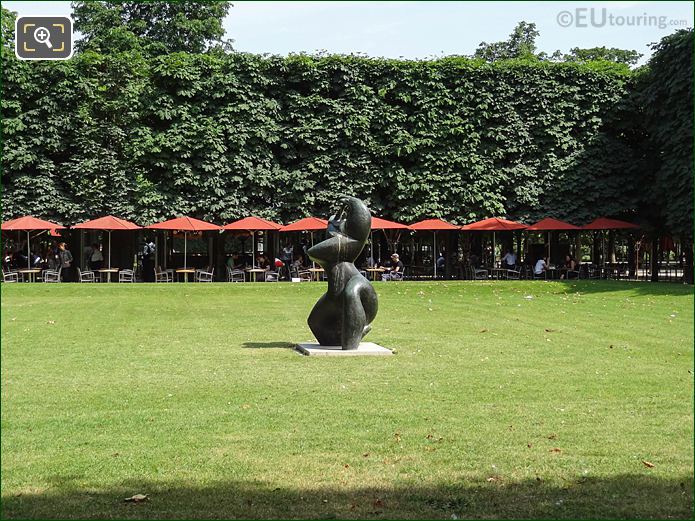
[479, 328, 488, 333]
[362, 452, 370, 457]
[527, 443, 532, 448]
[343, 464, 350, 469]
[547, 434, 557, 440]
[47, 320, 55, 325]
[642, 460, 655, 468]
[240, 404, 251, 410]
[124, 494, 149, 503]
[373, 498, 384, 508]
[549, 447, 562, 453]
[544, 328, 556, 332]
[394, 432, 401, 443]
[486, 477, 499, 482]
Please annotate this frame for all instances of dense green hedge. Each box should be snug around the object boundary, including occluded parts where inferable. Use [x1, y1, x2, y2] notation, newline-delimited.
[1, 35, 691, 238]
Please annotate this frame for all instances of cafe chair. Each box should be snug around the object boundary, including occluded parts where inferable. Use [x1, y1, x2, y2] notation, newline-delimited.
[264, 270, 280, 282]
[227, 267, 245, 282]
[298, 270, 312, 282]
[2, 268, 18, 282]
[154, 266, 172, 283]
[77, 267, 96, 282]
[119, 269, 135, 282]
[196, 266, 214, 282]
[43, 268, 62, 283]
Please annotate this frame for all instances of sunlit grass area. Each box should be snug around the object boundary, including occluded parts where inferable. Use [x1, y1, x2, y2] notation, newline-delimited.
[1, 281, 693, 519]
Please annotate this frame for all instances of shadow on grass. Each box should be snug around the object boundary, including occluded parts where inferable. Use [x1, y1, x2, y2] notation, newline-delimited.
[511, 279, 693, 297]
[241, 341, 295, 349]
[2, 474, 692, 519]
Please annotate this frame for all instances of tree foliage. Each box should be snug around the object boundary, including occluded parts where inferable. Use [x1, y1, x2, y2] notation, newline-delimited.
[0, 10, 691, 239]
[635, 29, 694, 237]
[72, 1, 233, 55]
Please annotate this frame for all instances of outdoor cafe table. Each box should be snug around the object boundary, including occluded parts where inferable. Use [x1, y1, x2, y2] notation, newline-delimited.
[176, 268, 196, 282]
[97, 268, 119, 283]
[17, 268, 41, 283]
[365, 267, 385, 281]
[308, 267, 325, 281]
[245, 268, 265, 282]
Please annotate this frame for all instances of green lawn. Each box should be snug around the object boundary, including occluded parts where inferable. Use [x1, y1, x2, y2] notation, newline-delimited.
[1, 280, 693, 519]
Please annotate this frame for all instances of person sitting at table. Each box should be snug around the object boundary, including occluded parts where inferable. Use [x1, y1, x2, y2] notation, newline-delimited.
[382, 253, 405, 281]
[89, 243, 104, 271]
[255, 254, 270, 270]
[534, 256, 547, 277]
[226, 254, 244, 271]
[501, 249, 517, 271]
[561, 254, 577, 279]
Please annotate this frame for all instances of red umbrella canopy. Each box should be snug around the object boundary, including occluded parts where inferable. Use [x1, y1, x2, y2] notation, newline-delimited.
[461, 217, 527, 231]
[526, 218, 580, 231]
[146, 216, 221, 231]
[409, 218, 459, 231]
[371, 216, 408, 230]
[1, 216, 65, 230]
[582, 217, 639, 230]
[223, 216, 282, 231]
[73, 215, 141, 230]
[280, 217, 328, 232]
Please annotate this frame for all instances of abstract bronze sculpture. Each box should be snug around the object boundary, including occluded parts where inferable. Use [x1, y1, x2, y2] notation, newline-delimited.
[307, 196, 378, 350]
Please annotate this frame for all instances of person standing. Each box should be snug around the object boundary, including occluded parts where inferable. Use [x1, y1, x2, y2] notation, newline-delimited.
[89, 243, 104, 271]
[502, 249, 517, 270]
[57, 242, 73, 282]
[280, 242, 294, 280]
[142, 237, 156, 282]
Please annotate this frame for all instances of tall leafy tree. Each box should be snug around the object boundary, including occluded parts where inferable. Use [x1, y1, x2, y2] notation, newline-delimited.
[474, 21, 540, 62]
[71, 1, 233, 55]
[563, 46, 642, 66]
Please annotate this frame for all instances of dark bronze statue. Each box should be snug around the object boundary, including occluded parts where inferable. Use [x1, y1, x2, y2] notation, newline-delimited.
[307, 196, 378, 350]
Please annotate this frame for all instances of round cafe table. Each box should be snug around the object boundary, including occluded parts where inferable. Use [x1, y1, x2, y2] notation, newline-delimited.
[365, 267, 385, 281]
[97, 268, 119, 283]
[308, 267, 324, 281]
[245, 268, 265, 282]
[176, 268, 196, 282]
[17, 268, 41, 283]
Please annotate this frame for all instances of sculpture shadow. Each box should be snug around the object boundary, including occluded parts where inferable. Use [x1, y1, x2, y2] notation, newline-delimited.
[1, 474, 692, 519]
[241, 341, 295, 350]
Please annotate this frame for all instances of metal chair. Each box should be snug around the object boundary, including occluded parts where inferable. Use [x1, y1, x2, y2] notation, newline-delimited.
[2, 268, 18, 282]
[298, 270, 312, 282]
[119, 269, 135, 282]
[227, 267, 245, 282]
[196, 266, 214, 282]
[77, 267, 95, 282]
[43, 268, 62, 283]
[154, 266, 172, 283]
[264, 270, 280, 282]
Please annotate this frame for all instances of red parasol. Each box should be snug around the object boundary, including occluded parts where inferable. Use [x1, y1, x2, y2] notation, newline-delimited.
[279, 217, 327, 232]
[582, 217, 639, 230]
[371, 216, 408, 230]
[223, 217, 282, 268]
[73, 215, 141, 269]
[147, 216, 221, 270]
[461, 217, 527, 231]
[1, 216, 66, 270]
[409, 219, 459, 278]
[526, 218, 580, 231]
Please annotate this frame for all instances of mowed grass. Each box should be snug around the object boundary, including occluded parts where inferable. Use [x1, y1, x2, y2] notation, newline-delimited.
[1, 280, 693, 519]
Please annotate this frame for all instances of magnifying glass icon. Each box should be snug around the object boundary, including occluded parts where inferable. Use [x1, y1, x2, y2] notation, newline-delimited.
[33, 26, 53, 49]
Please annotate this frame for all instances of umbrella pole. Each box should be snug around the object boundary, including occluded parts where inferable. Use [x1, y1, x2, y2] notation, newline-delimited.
[108, 230, 112, 269]
[27, 231, 31, 270]
[184, 231, 188, 270]
[252, 231, 255, 269]
[433, 231, 437, 279]
[311, 231, 315, 269]
[492, 231, 496, 268]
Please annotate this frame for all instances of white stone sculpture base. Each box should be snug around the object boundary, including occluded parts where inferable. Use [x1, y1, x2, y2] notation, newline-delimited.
[295, 342, 393, 357]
